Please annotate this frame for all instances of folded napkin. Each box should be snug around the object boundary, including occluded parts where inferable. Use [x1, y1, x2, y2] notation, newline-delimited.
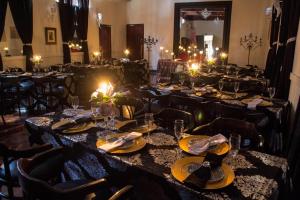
[98, 132, 142, 152]
[188, 134, 227, 155]
[51, 113, 91, 130]
[247, 98, 263, 110]
[183, 153, 225, 189]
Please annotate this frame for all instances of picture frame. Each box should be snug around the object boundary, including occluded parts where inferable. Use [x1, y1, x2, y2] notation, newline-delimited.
[45, 27, 57, 45]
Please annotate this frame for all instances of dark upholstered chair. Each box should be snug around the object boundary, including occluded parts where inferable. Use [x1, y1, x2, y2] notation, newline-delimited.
[169, 95, 216, 126]
[154, 108, 194, 132]
[114, 96, 144, 120]
[17, 147, 134, 200]
[0, 143, 53, 199]
[192, 117, 264, 150]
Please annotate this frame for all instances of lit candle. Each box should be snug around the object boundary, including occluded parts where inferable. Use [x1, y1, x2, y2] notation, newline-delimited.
[171, 52, 175, 60]
[3, 47, 9, 56]
[124, 49, 130, 58]
[220, 52, 228, 66]
[215, 47, 219, 51]
[160, 46, 164, 58]
[199, 50, 204, 55]
[97, 81, 114, 97]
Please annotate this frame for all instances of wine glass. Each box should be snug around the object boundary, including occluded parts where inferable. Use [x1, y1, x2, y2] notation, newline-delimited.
[174, 119, 184, 158]
[179, 74, 185, 86]
[255, 69, 260, 78]
[144, 113, 154, 143]
[234, 82, 240, 98]
[235, 69, 240, 78]
[268, 87, 276, 100]
[218, 80, 224, 93]
[229, 134, 241, 158]
[226, 66, 230, 76]
[91, 101, 99, 127]
[156, 73, 161, 85]
[70, 96, 79, 110]
[174, 119, 184, 141]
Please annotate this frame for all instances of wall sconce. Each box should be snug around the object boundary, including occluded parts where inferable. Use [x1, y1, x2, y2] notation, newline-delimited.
[96, 12, 103, 28]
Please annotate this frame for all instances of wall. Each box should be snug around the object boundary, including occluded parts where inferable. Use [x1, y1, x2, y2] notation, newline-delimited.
[126, 0, 272, 69]
[288, 20, 300, 119]
[0, 0, 127, 67]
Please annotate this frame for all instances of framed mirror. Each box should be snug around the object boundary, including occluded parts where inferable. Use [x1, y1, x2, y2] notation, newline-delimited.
[173, 1, 232, 56]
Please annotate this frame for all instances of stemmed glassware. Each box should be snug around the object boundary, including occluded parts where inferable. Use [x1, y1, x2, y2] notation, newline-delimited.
[255, 69, 260, 78]
[70, 96, 79, 110]
[156, 73, 161, 85]
[91, 101, 100, 127]
[218, 80, 224, 93]
[179, 74, 185, 86]
[226, 66, 230, 76]
[234, 82, 240, 98]
[229, 134, 241, 158]
[144, 113, 154, 143]
[268, 87, 276, 100]
[235, 69, 240, 78]
[174, 119, 184, 158]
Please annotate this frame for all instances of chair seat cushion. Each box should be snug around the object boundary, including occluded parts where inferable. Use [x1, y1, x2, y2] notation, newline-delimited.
[0, 160, 19, 183]
[29, 153, 65, 181]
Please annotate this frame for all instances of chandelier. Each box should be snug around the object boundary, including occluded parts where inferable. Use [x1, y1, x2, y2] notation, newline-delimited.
[200, 8, 211, 19]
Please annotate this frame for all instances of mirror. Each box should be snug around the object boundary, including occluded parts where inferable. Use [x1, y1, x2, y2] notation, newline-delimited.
[174, 1, 232, 57]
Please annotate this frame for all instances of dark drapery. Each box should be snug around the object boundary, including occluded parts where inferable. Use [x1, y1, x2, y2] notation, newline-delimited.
[0, 0, 8, 70]
[77, 0, 90, 64]
[264, 7, 281, 79]
[276, 0, 300, 99]
[9, 0, 33, 71]
[58, 0, 74, 64]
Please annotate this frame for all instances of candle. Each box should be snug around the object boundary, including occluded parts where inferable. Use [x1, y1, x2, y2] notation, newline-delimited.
[124, 49, 130, 57]
[97, 81, 114, 97]
[220, 52, 228, 59]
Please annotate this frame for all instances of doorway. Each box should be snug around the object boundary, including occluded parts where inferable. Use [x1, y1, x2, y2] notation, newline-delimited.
[126, 24, 144, 60]
[99, 24, 112, 59]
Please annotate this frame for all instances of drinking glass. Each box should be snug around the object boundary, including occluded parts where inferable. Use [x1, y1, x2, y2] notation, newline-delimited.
[179, 74, 185, 86]
[229, 134, 241, 157]
[156, 73, 161, 85]
[235, 69, 240, 78]
[174, 119, 184, 141]
[268, 87, 276, 99]
[144, 113, 154, 143]
[218, 80, 224, 93]
[91, 101, 99, 127]
[226, 66, 230, 76]
[70, 96, 79, 110]
[255, 69, 260, 78]
[234, 82, 240, 98]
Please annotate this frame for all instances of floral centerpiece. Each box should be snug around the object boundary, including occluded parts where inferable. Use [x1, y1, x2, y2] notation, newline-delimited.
[90, 81, 122, 117]
[30, 55, 43, 72]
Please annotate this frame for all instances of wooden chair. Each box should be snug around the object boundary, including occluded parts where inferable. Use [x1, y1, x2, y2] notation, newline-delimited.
[0, 143, 53, 199]
[17, 147, 134, 200]
[192, 117, 264, 150]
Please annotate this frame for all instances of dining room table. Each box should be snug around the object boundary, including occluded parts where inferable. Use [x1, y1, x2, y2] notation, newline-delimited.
[25, 109, 288, 200]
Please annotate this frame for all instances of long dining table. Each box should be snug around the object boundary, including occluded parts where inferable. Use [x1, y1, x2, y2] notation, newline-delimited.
[25, 111, 287, 200]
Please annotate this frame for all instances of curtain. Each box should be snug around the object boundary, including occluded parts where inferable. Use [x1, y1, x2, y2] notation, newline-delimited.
[276, 0, 300, 99]
[264, 7, 280, 79]
[9, 0, 33, 71]
[77, 0, 89, 64]
[58, 0, 74, 64]
[0, 0, 8, 70]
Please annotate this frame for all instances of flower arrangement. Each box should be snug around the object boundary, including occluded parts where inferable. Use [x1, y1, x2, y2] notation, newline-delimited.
[90, 81, 122, 104]
[188, 62, 201, 77]
[30, 55, 43, 65]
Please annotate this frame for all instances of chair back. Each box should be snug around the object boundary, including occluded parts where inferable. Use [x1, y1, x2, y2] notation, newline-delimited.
[169, 95, 216, 126]
[114, 96, 144, 119]
[154, 108, 194, 132]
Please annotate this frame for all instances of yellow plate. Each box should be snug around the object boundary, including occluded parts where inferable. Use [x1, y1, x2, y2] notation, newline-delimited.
[96, 133, 146, 154]
[171, 156, 235, 190]
[241, 98, 273, 107]
[179, 135, 230, 156]
[62, 122, 94, 134]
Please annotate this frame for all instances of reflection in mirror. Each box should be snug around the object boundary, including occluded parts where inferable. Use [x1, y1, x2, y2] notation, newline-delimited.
[174, 2, 232, 60]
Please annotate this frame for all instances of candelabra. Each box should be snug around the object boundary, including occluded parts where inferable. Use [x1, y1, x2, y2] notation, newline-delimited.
[143, 36, 158, 64]
[240, 33, 262, 65]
